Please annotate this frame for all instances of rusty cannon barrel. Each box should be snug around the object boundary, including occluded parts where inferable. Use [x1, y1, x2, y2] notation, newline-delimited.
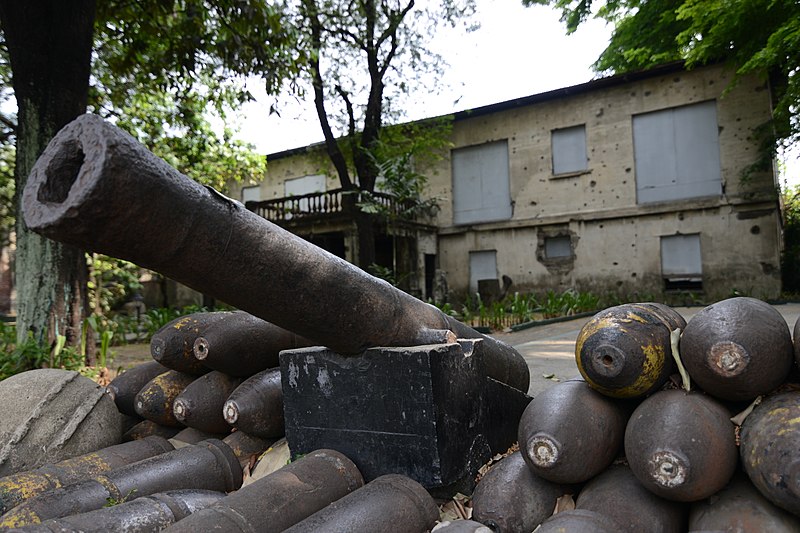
[151, 313, 226, 375]
[134, 370, 197, 427]
[625, 389, 738, 502]
[13, 489, 225, 533]
[173, 371, 243, 434]
[740, 390, 800, 515]
[0, 436, 173, 515]
[575, 303, 685, 399]
[223, 368, 284, 439]
[21, 114, 528, 392]
[193, 311, 316, 377]
[106, 360, 170, 417]
[0, 439, 242, 527]
[162, 449, 363, 533]
[680, 297, 794, 402]
[282, 474, 439, 533]
[575, 464, 688, 533]
[471, 451, 564, 533]
[518, 379, 630, 484]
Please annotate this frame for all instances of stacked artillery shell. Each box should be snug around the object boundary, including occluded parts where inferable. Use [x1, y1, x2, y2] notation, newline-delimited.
[192, 311, 316, 376]
[162, 449, 363, 533]
[283, 474, 439, 533]
[624, 389, 738, 502]
[739, 390, 800, 515]
[222, 431, 275, 468]
[535, 509, 621, 533]
[123, 419, 182, 442]
[432, 520, 493, 532]
[170, 427, 227, 448]
[517, 379, 630, 484]
[173, 371, 243, 434]
[680, 297, 794, 401]
[471, 451, 564, 532]
[575, 303, 685, 399]
[105, 360, 169, 417]
[223, 368, 284, 438]
[0, 436, 173, 515]
[150, 312, 228, 375]
[14, 489, 225, 533]
[0, 439, 242, 527]
[134, 370, 196, 427]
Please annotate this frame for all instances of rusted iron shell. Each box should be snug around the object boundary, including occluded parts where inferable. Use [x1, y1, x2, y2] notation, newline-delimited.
[0, 436, 173, 515]
[170, 427, 228, 448]
[283, 474, 438, 533]
[471, 451, 563, 533]
[106, 360, 170, 417]
[16, 489, 225, 532]
[21, 115, 528, 393]
[433, 520, 494, 532]
[150, 313, 228, 375]
[223, 368, 284, 438]
[535, 509, 621, 532]
[625, 390, 737, 502]
[122, 420, 181, 442]
[689, 473, 800, 532]
[518, 379, 629, 484]
[192, 311, 315, 377]
[172, 371, 243, 434]
[740, 390, 800, 515]
[0, 439, 242, 528]
[221, 431, 275, 468]
[161, 448, 363, 533]
[680, 297, 793, 401]
[134, 370, 196, 427]
[575, 303, 685, 399]
[576, 463, 688, 532]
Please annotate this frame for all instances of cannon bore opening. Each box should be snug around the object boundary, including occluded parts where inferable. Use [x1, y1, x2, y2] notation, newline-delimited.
[39, 139, 84, 204]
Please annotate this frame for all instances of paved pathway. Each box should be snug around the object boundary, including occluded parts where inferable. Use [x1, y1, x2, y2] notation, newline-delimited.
[491, 302, 800, 398]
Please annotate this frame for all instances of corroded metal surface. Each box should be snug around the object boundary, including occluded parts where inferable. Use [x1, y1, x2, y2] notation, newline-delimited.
[22, 115, 528, 392]
[223, 368, 284, 439]
[518, 379, 629, 484]
[625, 390, 737, 502]
[134, 370, 196, 428]
[740, 391, 800, 516]
[106, 360, 170, 417]
[536, 509, 621, 532]
[151, 313, 226, 375]
[221, 431, 275, 468]
[162, 449, 363, 533]
[172, 371, 243, 434]
[681, 297, 794, 401]
[122, 420, 181, 442]
[575, 303, 685, 398]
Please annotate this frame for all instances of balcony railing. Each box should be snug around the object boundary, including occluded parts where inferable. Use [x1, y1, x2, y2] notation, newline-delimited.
[246, 188, 419, 223]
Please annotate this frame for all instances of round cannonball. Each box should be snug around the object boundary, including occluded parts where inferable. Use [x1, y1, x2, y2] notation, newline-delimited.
[0, 369, 123, 476]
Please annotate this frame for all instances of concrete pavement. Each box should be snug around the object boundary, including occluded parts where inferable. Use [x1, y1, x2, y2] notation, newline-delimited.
[491, 302, 800, 398]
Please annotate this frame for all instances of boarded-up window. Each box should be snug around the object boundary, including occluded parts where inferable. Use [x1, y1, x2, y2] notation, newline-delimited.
[661, 234, 703, 291]
[469, 250, 498, 294]
[241, 186, 261, 203]
[285, 174, 326, 212]
[634, 101, 722, 204]
[452, 141, 512, 225]
[552, 125, 587, 175]
[545, 235, 572, 259]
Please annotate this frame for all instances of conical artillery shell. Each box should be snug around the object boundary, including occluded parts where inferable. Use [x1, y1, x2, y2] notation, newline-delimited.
[518, 379, 629, 484]
[471, 451, 564, 533]
[18, 489, 225, 532]
[134, 370, 196, 427]
[689, 473, 800, 532]
[0, 439, 242, 527]
[535, 509, 621, 533]
[740, 390, 800, 515]
[150, 312, 231, 375]
[222, 431, 275, 468]
[122, 420, 182, 442]
[161, 448, 363, 533]
[106, 360, 170, 417]
[680, 297, 794, 401]
[576, 464, 688, 532]
[433, 520, 494, 532]
[283, 474, 438, 533]
[223, 368, 284, 438]
[170, 427, 227, 448]
[625, 389, 737, 502]
[172, 371, 243, 434]
[575, 303, 685, 399]
[192, 311, 315, 377]
[0, 436, 173, 515]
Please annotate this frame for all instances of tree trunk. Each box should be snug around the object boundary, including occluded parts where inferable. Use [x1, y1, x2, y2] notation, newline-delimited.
[0, 0, 95, 355]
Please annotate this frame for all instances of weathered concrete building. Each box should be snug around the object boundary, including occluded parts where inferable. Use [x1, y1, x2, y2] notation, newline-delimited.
[236, 62, 782, 303]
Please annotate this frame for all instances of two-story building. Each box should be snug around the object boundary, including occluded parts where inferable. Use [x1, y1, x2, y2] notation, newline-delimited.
[236, 62, 782, 304]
